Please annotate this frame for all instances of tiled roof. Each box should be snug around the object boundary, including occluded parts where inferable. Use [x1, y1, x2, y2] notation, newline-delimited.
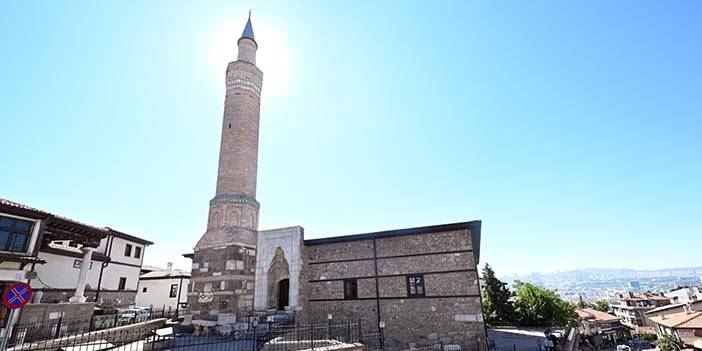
[647, 300, 702, 315]
[140, 269, 190, 279]
[0, 198, 51, 215]
[650, 311, 702, 328]
[577, 308, 620, 322]
[678, 314, 702, 329]
[1, 197, 152, 246]
[621, 292, 669, 301]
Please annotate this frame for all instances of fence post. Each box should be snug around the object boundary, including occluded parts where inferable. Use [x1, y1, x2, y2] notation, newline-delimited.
[380, 325, 385, 351]
[358, 319, 363, 343]
[113, 313, 119, 327]
[54, 315, 63, 339]
[309, 324, 314, 350]
[346, 321, 350, 342]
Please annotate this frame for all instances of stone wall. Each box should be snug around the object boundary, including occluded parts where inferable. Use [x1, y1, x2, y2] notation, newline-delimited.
[34, 289, 136, 308]
[19, 302, 96, 324]
[186, 243, 257, 321]
[302, 224, 486, 351]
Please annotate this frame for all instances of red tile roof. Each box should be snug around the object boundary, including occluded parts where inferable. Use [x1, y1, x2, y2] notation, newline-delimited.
[577, 308, 620, 323]
[650, 312, 702, 329]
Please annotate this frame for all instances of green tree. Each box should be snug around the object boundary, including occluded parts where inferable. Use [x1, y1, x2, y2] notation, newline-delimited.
[657, 334, 683, 351]
[512, 281, 579, 327]
[593, 299, 609, 312]
[481, 263, 515, 326]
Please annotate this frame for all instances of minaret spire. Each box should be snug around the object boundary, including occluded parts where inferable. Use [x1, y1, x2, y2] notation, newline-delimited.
[240, 11, 256, 44]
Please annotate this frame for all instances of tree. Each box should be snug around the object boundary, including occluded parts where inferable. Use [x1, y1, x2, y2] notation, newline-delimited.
[657, 334, 683, 351]
[577, 295, 588, 309]
[593, 299, 609, 312]
[512, 281, 579, 328]
[481, 263, 515, 326]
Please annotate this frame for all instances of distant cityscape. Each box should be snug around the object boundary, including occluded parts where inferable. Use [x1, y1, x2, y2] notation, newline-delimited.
[502, 266, 702, 303]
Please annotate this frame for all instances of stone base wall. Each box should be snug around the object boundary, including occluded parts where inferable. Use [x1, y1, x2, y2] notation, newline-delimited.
[19, 302, 96, 324]
[187, 243, 257, 321]
[34, 289, 137, 308]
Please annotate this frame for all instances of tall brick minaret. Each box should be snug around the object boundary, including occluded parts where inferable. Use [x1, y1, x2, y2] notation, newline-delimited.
[188, 13, 263, 322]
[197, 13, 262, 249]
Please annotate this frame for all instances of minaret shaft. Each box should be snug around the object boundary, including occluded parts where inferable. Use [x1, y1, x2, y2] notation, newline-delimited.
[197, 27, 262, 247]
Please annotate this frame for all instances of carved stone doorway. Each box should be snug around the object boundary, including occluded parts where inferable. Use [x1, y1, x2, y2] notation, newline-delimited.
[267, 247, 290, 310]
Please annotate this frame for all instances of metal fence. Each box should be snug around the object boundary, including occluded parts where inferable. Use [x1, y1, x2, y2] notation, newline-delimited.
[1, 307, 185, 348]
[1, 319, 380, 351]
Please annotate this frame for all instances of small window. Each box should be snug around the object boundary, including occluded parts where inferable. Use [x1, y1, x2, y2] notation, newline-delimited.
[170, 284, 178, 298]
[407, 275, 425, 297]
[118, 277, 127, 290]
[0, 216, 34, 253]
[68, 241, 78, 247]
[124, 244, 132, 257]
[142, 287, 147, 293]
[134, 246, 142, 258]
[343, 279, 357, 300]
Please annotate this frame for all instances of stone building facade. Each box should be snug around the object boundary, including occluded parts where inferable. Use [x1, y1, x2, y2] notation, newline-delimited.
[301, 221, 485, 350]
[186, 14, 487, 351]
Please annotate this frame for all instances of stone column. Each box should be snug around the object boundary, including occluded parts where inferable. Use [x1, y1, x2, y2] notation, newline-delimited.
[69, 246, 96, 303]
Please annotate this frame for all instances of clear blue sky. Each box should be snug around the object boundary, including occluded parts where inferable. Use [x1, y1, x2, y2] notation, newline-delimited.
[2, 1, 701, 276]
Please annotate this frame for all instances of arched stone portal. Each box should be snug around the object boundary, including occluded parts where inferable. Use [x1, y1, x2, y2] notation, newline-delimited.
[267, 247, 290, 310]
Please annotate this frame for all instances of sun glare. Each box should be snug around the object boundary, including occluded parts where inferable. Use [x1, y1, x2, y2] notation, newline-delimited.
[209, 19, 290, 98]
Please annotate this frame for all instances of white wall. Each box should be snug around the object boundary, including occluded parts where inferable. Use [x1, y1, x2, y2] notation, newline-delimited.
[32, 251, 102, 290]
[33, 237, 144, 293]
[98, 235, 147, 291]
[665, 287, 702, 304]
[107, 237, 145, 267]
[100, 263, 141, 291]
[135, 278, 189, 308]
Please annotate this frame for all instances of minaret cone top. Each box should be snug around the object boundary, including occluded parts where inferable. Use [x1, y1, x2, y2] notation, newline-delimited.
[240, 12, 256, 45]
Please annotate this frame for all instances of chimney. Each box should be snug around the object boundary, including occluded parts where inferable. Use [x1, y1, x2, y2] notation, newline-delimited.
[166, 262, 173, 276]
[684, 303, 692, 315]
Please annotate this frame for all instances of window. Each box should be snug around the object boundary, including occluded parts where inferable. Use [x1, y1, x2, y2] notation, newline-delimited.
[118, 277, 127, 290]
[142, 287, 147, 293]
[407, 275, 425, 297]
[170, 284, 178, 298]
[134, 246, 142, 259]
[0, 215, 34, 253]
[124, 244, 132, 257]
[343, 279, 357, 300]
